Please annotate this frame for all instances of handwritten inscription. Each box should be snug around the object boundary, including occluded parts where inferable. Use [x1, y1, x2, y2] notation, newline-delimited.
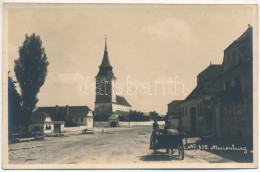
[186, 144, 248, 154]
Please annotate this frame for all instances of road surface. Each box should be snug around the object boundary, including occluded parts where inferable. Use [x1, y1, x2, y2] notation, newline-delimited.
[9, 127, 251, 164]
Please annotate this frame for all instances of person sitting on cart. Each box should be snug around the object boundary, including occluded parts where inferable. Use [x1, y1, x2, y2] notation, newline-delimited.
[150, 119, 159, 149]
[164, 122, 178, 154]
[153, 119, 159, 131]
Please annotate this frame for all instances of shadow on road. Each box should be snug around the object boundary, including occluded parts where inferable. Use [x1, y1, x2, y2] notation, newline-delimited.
[139, 151, 183, 161]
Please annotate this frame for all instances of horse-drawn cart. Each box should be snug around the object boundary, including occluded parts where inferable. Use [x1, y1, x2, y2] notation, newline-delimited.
[150, 130, 185, 160]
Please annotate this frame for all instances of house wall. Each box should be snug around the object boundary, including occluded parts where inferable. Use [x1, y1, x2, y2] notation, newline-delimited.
[61, 124, 65, 131]
[43, 123, 54, 134]
[112, 104, 131, 112]
[71, 117, 87, 126]
[181, 97, 214, 136]
[213, 103, 222, 138]
[219, 30, 253, 142]
[180, 100, 195, 133]
[87, 117, 94, 129]
[221, 103, 252, 142]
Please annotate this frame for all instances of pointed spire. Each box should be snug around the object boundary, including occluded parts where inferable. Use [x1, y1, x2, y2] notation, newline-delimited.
[105, 34, 107, 51]
[100, 35, 112, 67]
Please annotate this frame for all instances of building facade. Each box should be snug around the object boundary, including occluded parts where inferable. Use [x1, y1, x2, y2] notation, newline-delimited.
[36, 105, 93, 127]
[217, 26, 253, 142]
[180, 64, 222, 136]
[94, 37, 132, 118]
[166, 100, 183, 129]
[180, 26, 253, 143]
[29, 112, 54, 134]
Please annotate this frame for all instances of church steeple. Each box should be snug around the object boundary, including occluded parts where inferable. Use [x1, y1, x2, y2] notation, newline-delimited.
[100, 35, 112, 67]
[105, 35, 107, 51]
[96, 35, 114, 77]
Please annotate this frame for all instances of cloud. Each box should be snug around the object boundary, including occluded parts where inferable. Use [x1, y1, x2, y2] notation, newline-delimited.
[142, 18, 192, 43]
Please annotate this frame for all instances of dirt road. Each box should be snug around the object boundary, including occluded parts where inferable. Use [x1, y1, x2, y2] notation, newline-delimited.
[9, 127, 244, 164]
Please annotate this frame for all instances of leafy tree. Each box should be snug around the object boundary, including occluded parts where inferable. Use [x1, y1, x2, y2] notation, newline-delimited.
[128, 110, 150, 121]
[14, 33, 49, 131]
[149, 111, 159, 120]
[8, 74, 23, 134]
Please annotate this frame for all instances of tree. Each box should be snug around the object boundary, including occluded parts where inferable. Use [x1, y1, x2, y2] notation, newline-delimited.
[128, 110, 150, 121]
[14, 33, 49, 131]
[8, 74, 23, 134]
[149, 111, 159, 120]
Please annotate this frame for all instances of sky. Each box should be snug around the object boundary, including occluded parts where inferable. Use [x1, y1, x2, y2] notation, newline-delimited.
[6, 4, 257, 114]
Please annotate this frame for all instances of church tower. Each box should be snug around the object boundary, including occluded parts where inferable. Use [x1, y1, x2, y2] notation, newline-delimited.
[95, 36, 117, 116]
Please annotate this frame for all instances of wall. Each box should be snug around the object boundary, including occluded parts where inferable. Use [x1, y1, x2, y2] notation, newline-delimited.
[71, 117, 87, 126]
[112, 104, 131, 112]
[43, 123, 54, 134]
[180, 100, 196, 133]
[87, 117, 94, 129]
[95, 102, 113, 116]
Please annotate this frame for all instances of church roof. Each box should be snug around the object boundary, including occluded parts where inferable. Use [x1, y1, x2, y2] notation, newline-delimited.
[116, 95, 131, 107]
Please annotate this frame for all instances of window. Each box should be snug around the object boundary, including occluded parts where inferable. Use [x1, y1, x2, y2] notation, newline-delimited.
[45, 124, 51, 130]
[76, 118, 78, 122]
[185, 107, 187, 116]
[81, 118, 83, 122]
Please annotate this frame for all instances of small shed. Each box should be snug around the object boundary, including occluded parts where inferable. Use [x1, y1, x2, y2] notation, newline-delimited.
[108, 113, 119, 127]
[52, 121, 65, 133]
[29, 112, 54, 134]
[86, 111, 94, 130]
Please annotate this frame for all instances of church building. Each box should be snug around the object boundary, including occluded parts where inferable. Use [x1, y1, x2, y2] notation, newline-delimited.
[94, 37, 132, 118]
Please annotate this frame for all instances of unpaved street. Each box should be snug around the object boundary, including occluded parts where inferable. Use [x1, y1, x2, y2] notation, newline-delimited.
[9, 127, 249, 164]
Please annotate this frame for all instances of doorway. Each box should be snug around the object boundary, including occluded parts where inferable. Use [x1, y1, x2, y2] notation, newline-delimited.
[54, 124, 61, 133]
[190, 107, 196, 135]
